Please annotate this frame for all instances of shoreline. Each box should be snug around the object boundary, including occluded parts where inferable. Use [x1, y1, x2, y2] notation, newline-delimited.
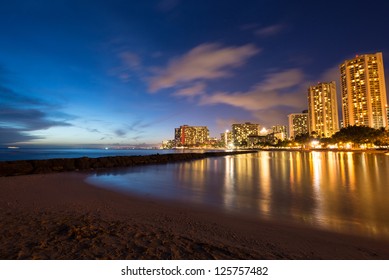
[1, 172, 389, 259]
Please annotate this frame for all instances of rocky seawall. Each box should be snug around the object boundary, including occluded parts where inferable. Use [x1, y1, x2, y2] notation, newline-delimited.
[0, 150, 255, 177]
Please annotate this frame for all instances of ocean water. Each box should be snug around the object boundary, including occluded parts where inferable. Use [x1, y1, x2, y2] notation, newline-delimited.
[87, 151, 389, 241]
[0, 148, 212, 161]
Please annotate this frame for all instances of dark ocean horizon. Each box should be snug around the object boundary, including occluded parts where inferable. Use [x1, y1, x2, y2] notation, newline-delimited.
[0, 147, 216, 162]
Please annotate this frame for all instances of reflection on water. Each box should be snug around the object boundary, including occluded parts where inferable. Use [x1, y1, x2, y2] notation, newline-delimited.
[86, 151, 389, 240]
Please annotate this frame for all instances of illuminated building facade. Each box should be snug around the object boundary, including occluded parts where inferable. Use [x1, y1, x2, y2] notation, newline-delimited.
[232, 122, 260, 146]
[308, 81, 339, 137]
[271, 125, 288, 140]
[220, 130, 233, 147]
[288, 111, 309, 139]
[387, 104, 389, 126]
[174, 125, 209, 146]
[340, 52, 388, 129]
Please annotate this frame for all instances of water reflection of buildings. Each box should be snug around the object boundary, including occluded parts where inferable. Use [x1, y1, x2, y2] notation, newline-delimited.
[223, 156, 236, 208]
[257, 152, 271, 214]
[191, 152, 388, 239]
[243, 151, 389, 239]
[89, 151, 389, 240]
[307, 151, 389, 238]
[175, 159, 207, 203]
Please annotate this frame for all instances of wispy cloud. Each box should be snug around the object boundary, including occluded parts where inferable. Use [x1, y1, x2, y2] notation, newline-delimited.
[0, 106, 72, 145]
[173, 82, 206, 97]
[0, 86, 46, 107]
[0, 127, 41, 144]
[0, 107, 72, 131]
[0, 75, 73, 145]
[256, 24, 286, 37]
[108, 50, 143, 82]
[253, 109, 293, 127]
[216, 118, 242, 131]
[85, 128, 100, 133]
[112, 119, 152, 139]
[201, 69, 304, 110]
[319, 65, 340, 84]
[148, 43, 260, 92]
[114, 129, 127, 137]
[200, 69, 306, 125]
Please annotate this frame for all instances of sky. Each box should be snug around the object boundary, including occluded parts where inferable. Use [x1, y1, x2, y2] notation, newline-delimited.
[1, 0, 389, 147]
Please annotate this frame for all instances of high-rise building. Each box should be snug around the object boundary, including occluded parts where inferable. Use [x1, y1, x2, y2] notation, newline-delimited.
[340, 52, 388, 129]
[220, 130, 233, 148]
[232, 122, 260, 146]
[308, 81, 339, 137]
[386, 104, 389, 126]
[272, 125, 288, 140]
[174, 125, 209, 146]
[288, 111, 309, 139]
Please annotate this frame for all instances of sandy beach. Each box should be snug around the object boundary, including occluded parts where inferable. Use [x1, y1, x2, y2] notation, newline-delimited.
[1, 171, 389, 260]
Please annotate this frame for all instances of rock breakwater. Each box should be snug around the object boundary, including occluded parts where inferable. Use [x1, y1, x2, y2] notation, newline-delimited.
[0, 151, 255, 177]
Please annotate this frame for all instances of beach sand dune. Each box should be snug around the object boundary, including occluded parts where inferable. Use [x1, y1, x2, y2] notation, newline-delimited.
[1, 172, 389, 260]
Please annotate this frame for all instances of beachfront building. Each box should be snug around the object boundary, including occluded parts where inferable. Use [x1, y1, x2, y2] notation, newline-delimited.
[232, 122, 260, 147]
[308, 81, 339, 138]
[387, 104, 389, 127]
[272, 125, 288, 141]
[288, 111, 309, 139]
[161, 140, 175, 149]
[174, 125, 209, 147]
[220, 130, 233, 148]
[340, 52, 388, 129]
[247, 135, 267, 146]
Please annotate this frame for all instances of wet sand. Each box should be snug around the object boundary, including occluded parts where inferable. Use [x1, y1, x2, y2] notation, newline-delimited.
[1, 172, 389, 259]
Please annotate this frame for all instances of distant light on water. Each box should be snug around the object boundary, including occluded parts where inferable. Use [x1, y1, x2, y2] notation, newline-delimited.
[87, 151, 389, 241]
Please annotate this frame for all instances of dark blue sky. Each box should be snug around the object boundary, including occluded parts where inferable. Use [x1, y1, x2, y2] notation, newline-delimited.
[1, 0, 388, 147]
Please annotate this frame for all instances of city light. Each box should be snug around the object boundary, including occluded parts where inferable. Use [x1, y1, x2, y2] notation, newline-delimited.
[260, 127, 268, 135]
[310, 140, 321, 149]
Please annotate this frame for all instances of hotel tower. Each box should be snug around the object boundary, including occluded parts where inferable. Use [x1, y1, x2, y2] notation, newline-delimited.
[174, 125, 209, 146]
[340, 52, 388, 129]
[308, 81, 339, 137]
[288, 111, 309, 139]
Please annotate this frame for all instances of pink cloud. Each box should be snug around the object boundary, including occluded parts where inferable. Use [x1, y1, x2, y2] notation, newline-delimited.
[200, 69, 305, 111]
[148, 43, 260, 92]
[256, 24, 286, 37]
[173, 82, 206, 97]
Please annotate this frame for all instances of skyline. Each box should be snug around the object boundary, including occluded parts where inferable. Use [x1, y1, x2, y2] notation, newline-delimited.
[1, 0, 389, 147]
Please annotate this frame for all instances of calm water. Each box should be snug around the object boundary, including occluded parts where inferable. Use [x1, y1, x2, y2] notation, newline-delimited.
[87, 151, 389, 240]
[0, 148, 213, 161]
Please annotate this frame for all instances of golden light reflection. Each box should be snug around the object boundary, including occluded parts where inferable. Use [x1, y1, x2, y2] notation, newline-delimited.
[91, 150, 389, 241]
[257, 152, 271, 215]
[223, 155, 235, 208]
[346, 152, 356, 191]
[220, 151, 389, 240]
[310, 152, 324, 224]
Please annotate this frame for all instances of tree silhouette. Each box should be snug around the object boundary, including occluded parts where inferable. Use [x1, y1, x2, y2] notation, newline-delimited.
[331, 125, 382, 145]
